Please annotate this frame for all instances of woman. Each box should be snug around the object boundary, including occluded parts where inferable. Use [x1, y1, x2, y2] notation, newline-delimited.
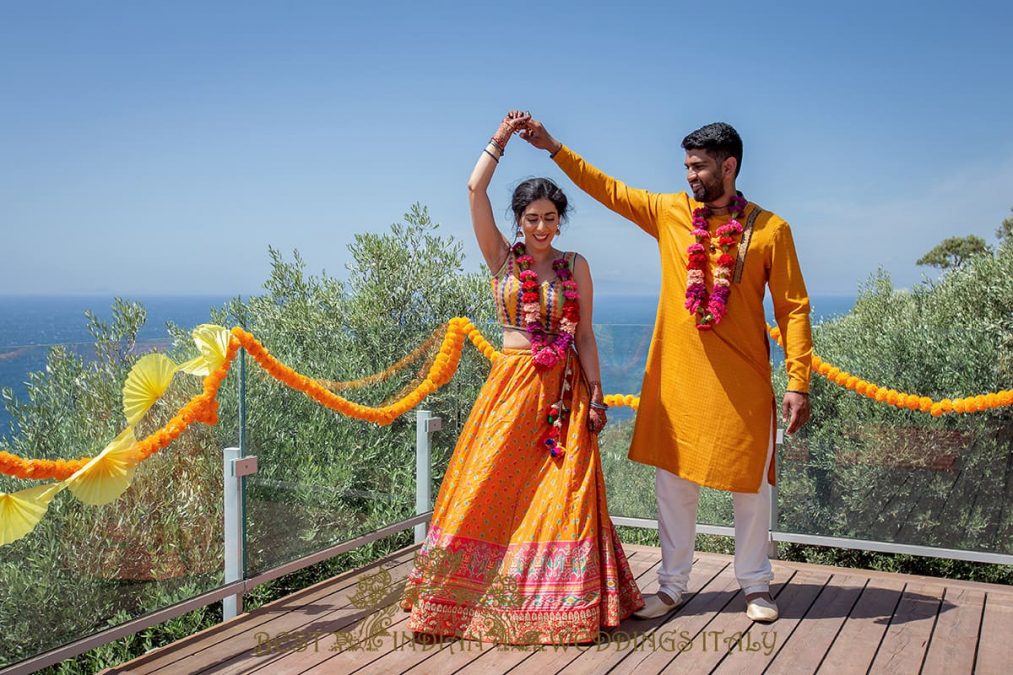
[400, 111, 644, 644]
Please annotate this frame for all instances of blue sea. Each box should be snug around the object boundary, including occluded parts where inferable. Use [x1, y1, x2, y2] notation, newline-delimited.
[0, 296, 232, 437]
[0, 294, 855, 436]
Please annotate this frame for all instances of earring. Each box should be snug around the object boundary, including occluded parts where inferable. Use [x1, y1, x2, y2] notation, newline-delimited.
[515, 227, 523, 239]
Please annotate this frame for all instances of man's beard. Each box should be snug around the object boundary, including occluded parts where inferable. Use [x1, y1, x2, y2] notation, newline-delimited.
[692, 178, 726, 204]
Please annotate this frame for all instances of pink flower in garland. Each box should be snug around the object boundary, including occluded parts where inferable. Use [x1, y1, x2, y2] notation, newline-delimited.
[685, 194, 748, 330]
[562, 278, 579, 301]
[533, 348, 560, 368]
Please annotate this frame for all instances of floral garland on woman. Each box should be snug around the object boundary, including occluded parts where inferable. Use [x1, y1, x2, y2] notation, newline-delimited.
[511, 241, 581, 457]
[512, 241, 579, 369]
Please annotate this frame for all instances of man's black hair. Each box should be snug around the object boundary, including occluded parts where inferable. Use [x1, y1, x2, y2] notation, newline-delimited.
[681, 123, 743, 177]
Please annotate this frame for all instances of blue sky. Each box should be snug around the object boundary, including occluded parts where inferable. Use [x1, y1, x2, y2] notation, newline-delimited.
[2, 1, 1012, 296]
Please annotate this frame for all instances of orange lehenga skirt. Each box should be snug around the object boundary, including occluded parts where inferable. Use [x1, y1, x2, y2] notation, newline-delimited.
[400, 348, 644, 644]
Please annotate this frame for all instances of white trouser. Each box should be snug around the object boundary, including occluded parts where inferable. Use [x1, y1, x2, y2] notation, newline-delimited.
[655, 420, 775, 598]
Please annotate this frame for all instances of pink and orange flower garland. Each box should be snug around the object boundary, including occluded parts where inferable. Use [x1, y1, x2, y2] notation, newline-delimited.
[513, 242, 579, 369]
[512, 242, 580, 457]
[685, 194, 748, 330]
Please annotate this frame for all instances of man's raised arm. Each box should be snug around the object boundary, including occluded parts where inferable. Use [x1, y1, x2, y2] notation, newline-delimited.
[520, 117, 663, 239]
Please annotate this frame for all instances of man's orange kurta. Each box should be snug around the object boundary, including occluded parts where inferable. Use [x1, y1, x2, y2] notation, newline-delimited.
[554, 145, 813, 492]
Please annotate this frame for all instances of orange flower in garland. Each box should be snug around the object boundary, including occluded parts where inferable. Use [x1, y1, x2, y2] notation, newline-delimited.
[0, 318, 523, 484]
[603, 393, 640, 411]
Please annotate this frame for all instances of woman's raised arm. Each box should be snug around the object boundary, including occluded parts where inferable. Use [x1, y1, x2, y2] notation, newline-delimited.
[467, 111, 529, 272]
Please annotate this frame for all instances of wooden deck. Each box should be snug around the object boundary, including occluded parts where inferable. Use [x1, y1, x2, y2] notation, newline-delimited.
[108, 544, 1013, 674]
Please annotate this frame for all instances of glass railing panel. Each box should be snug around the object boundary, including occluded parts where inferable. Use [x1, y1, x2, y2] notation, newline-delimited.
[593, 319, 1011, 554]
[0, 337, 236, 669]
[776, 402, 1012, 554]
[241, 322, 491, 577]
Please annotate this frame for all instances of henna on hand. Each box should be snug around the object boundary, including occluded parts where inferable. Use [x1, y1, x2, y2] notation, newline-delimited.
[492, 110, 531, 149]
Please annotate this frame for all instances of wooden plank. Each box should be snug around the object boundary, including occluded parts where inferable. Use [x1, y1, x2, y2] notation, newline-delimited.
[403, 640, 532, 675]
[255, 545, 470, 675]
[720, 553, 1011, 597]
[817, 576, 906, 675]
[973, 591, 1013, 675]
[657, 569, 796, 673]
[867, 582, 943, 674]
[713, 569, 831, 673]
[105, 548, 419, 675]
[452, 551, 660, 675]
[920, 587, 984, 675]
[607, 564, 742, 674]
[559, 557, 729, 674]
[764, 574, 867, 675]
[354, 635, 469, 675]
[295, 614, 415, 675]
[193, 560, 416, 674]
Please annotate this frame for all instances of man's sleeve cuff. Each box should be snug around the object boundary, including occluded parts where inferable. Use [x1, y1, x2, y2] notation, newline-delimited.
[787, 379, 810, 395]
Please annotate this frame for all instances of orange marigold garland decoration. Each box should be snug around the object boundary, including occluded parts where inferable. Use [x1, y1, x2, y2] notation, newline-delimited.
[320, 325, 446, 392]
[5, 317, 1012, 489]
[0, 336, 239, 482]
[603, 394, 640, 411]
[766, 324, 1013, 416]
[0, 335, 241, 544]
[0, 453, 89, 483]
[229, 317, 480, 426]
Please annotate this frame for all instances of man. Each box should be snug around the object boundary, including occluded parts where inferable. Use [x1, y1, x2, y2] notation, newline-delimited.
[519, 118, 812, 622]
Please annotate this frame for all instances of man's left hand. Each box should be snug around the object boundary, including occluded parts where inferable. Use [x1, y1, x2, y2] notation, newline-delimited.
[782, 392, 811, 434]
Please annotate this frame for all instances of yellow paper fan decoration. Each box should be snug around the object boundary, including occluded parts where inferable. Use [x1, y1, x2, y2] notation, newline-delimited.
[64, 428, 140, 506]
[0, 483, 62, 546]
[123, 353, 178, 425]
[178, 324, 231, 377]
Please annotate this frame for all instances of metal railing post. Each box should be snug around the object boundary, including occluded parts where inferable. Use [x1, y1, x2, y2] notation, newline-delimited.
[415, 409, 441, 544]
[223, 447, 243, 619]
[768, 428, 783, 560]
[223, 447, 257, 620]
